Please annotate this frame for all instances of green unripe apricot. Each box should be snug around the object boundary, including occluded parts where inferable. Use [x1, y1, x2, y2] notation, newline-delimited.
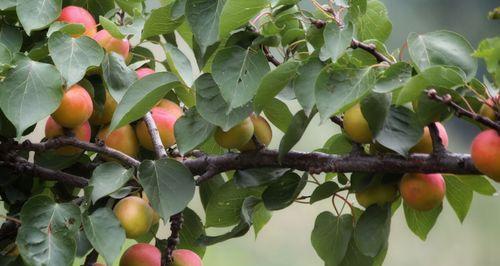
[355, 184, 398, 208]
[343, 104, 373, 143]
[214, 118, 254, 149]
[113, 196, 154, 239]
[239, 114, 272, 151]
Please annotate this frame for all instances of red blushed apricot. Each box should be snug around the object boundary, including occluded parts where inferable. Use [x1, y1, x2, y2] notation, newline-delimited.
[93, 30, 130, 59]
[113, 196, 154, 239]
[172, 249, 203, 266]
[410, 122, 449, 154]
[471, 129, 500, 181]
[96, 124, 139, 159]
[156, 99, 184, 119]
[214, 118, 254, 149]
[120, 243, 161, 266]
[51, 84, 93, 128]
[89, 89, 117, 126]
[136, 107, 178, 150]
[136, 67, 156, 79]
[399, 173, 445, 211]
[239, 114, 272, 151]
[45, 117, 91, 155]
[58, 6, 97, 37]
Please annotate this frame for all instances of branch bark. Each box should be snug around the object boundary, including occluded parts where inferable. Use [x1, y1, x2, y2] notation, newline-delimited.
[350, 39, 393, 64]
[428, 122, 447, 155]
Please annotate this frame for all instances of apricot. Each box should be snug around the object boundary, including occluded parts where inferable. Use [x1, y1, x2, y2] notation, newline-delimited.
[136, 67, 156, 79]
[471, 129, 500, 181]
[93, 30, 130, 59]
[399, 173, 445, 211]
[96, 124, 139, 159]
[136, 107, 179, 150]
[45, 117, 91, 155]
[58, 6, 97, 37]
[479, 97, 499, 122]
[410, 122, 448, 154]
[238, 114, 272, 151]
[119, 243, 160, 266]
[89, 89, 117, 125]
[172, 249, 203, 266]
[355, 184, 398, 208]
[51, 84, 93, 128]
[343, 104, 373, 143]
[113, 196, 154, 239]
[157, 99, 184, 119]
[141, 193, 160, 225]
[214, 118, 254, 149]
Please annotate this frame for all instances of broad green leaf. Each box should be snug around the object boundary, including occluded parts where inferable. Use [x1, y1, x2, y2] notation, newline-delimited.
[0, 0, 16, 10]
[33, 150, 82, 170]
[322, 134, 353, 155]
[139, 158, 195, 219]
[311, 212, 353, 266]
[116, 0, 142, 15]
[315, 66, 376, 122]
[48, 32, 104, 86]
[374, 62, 412, 93]
[354, 205, 391, 257]
[102, 52, 138, 102]
[455, 175, 496, 196]
[278, 110, 315, 161]
[109, 72, 179, 132]
[262, 172, 307, 210]
[82, 208, 125, 266]
[195, 73, 253, 131]
[444, 174, 473, 223]
[293, 58, 324, 116]
[174, 108, 216, 155]
[16, 0, 62, 34]
[75, 229, 92, 257]
[403, 202, 442, 241]
[321, 22, 354, 62]
[355, 0, 391, 42]
[119, 11, 147, 37]
[262, 98, 293, 133]
[310, 182, 340, 204]
[178, 208, 206, 258]
[234, 168, 289, 188]
[0, 43, 13, 73]
[205, 180, 263, 227]
[0, 24, 23, 52]
[408, 30, 477, 80]
[86, 0, 115, 17]
[0, 56, 63, 137]
[219, 0, 268, 38]
[212, 46, 270, 109]
[396, 66, 465, 104]
[99, 16, 126, 39]
[254, 60, 300, 113]
[346, 0, 367, 20]
[186, 0, 224, 50]
[473, 37, 500, 84]
[87, 162, 133, 203]
[360, 92, 391, 136]
[199, 174, 225, 210]
[375, 106, 423, 155]
[252, 202, 272, 237]
[339, 237, 376, 266]
[47, 22, 86, 37]
[142, 4, 184, 40]
[164, 42, 195, 86]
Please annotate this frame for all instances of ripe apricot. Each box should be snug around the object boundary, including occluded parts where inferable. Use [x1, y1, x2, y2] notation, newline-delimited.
[214, 118, 254, 149]
[113, 196, 154, 239]
[89, 89, 117, 125]
[471, 129, 500, 181]
[58, 6, 97, 37]
[119, 243, 160, 266]
[410, 122, 448, 154]
[96, 124, 139, 159]
[400, 173, 445, 211]
[45, 117, 91, 155]
[93, 30, 130, 59]
[51, 84, 93, 128]
[136, 107, 179, 150]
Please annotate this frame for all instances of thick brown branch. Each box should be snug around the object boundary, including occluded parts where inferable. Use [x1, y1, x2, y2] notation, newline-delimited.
[143, 112, 168, 159]
[350, 39, 393, 64]
[428, 122, 447, 155]
[162, 213, 183, 266]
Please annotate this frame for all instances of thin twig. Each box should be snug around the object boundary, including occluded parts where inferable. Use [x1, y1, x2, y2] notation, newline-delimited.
[143, 112, 168, 159]
[428, 122, 448, 155]
[350, 39, 393, 64]
[330, 116, 344, 128]
[0, 215, 21, 224]
[262, 46, 281, 66]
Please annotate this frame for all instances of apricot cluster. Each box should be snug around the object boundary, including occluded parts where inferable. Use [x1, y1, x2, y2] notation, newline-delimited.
[214, 114, 273, 151]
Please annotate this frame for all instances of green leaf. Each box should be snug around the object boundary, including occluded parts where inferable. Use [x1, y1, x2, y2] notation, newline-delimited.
[310, 182, 340, 204]
[0, 43, 13, 73]
[443, 174, 473, 223]
[315, 66, 376, 122]
[16, 0, 62, 35]
[322, 134, 353, 155]
[311, 212, 353, 266]
[252, 202, 272, 237]
[292, 58, 324, 116]
[403, 202, 442, 241]
[254, 60, 300, 113]
[99, 16, 126, 39]
[374, 106, 423, 155]
[360, 92, 391, 136]
[195, 73, 253, 131]
[174, 108, 216, 155]
[109, 72, 179, 132]
[354, 205, 391, 257]
[102, 52, 138, 103]
[164, 42, 195, 86]
[234, 168, 289, 188]
[0, 0, 16, 10]
[212, 46, 270, 109]
[473, 37, 500, 84]
[116, 0, 142, 15]
[48, 32, 104, 86]
[205, 180, 263, 227]
[219, 0, 268, 38]
[408, 30, 477, 80]
[142, 4, 184, 40]
[355, 0, 391, 42]
[396, 66, 465, 104]
[178, 208, 206, 258]
[262, 172, 307, 210]
[185, 0, 224, 50]
[278, 110, 315, 161]
[138, 158, 196, 219]
[339, 237, 376, 266]
[455, 175, 496, 196]
[47, 22, 86, 37]
[199, 174, 225, 210]
[0, 24, 23, 52]
[87, 162, 133, 203]
[0, 56, 63, 137]
[373, 62, 412, 93]
[82, 208, 125, 266]
[321, 22, 354, 62]
[262, 98, 293, 133]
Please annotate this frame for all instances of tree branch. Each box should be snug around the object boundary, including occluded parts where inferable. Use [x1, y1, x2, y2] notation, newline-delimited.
[262, 46, 281, 66]
[428, 122, 448, 155]
[350, 39, 393, 64]
[162, 212, 183, 265]
[143, 112, 168, 159]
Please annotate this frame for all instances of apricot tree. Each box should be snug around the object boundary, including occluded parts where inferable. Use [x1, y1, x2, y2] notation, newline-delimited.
[0, 1, 498, 266]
